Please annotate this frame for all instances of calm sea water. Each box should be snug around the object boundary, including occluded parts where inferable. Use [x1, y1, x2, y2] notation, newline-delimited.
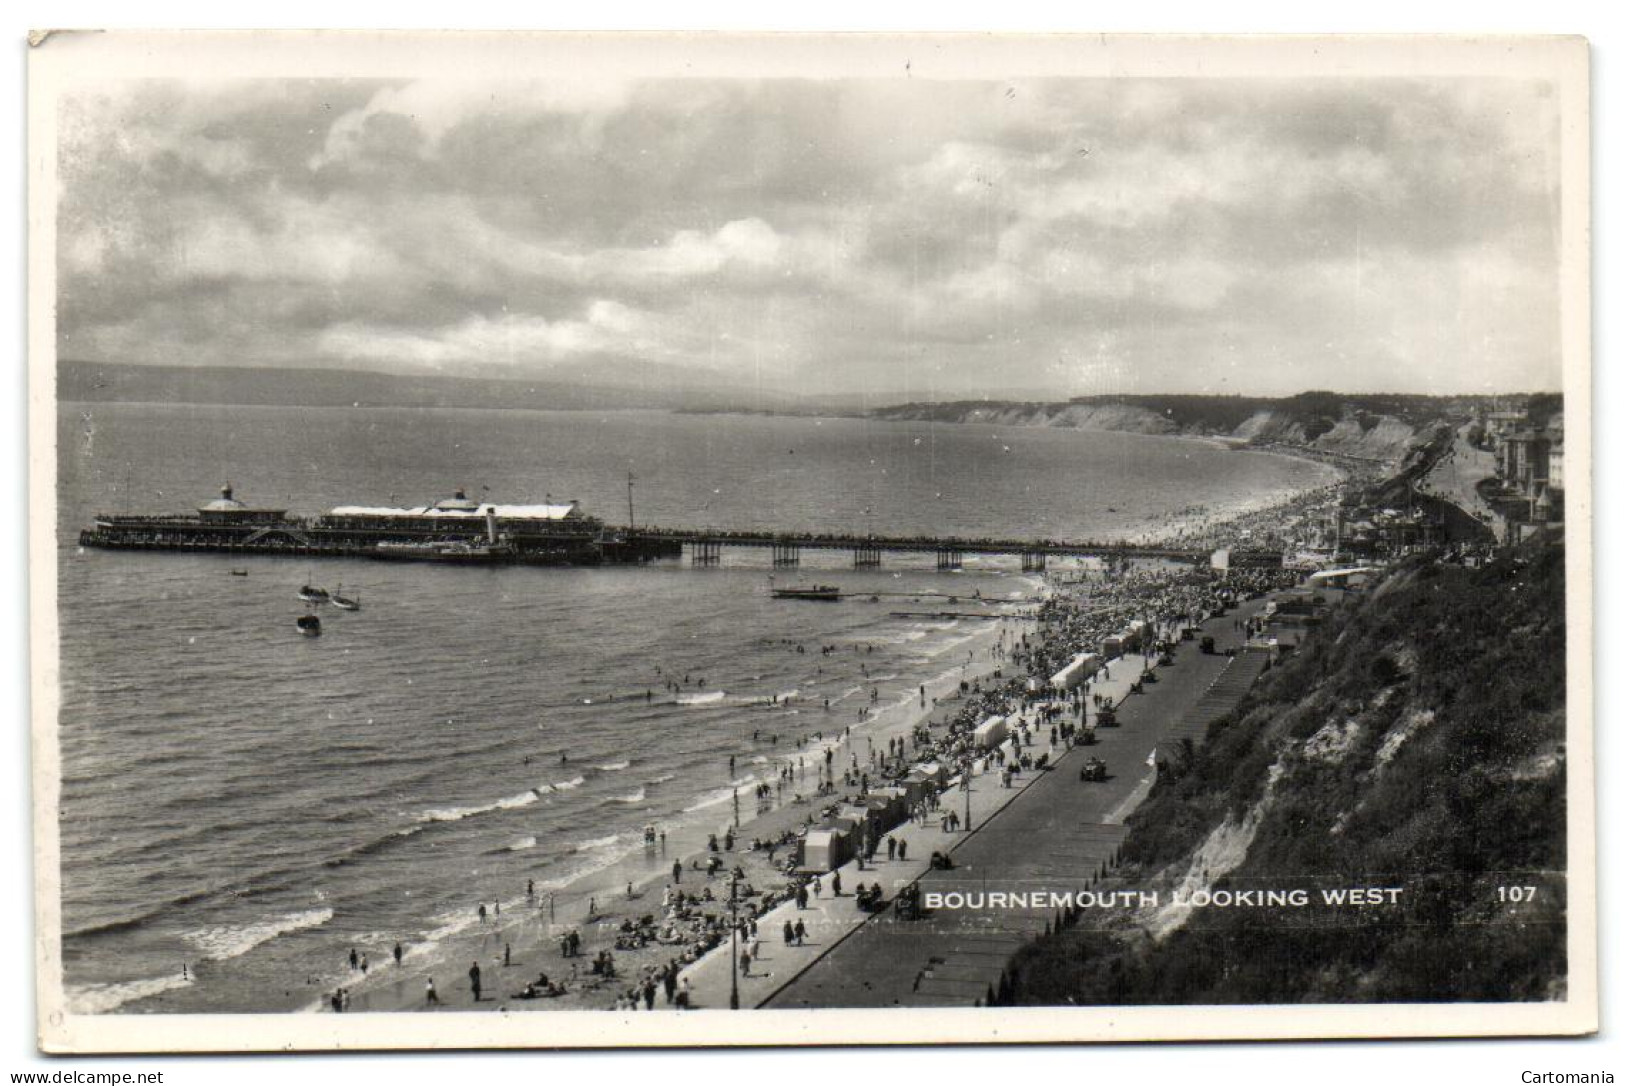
[53, 403, 1334, 1013]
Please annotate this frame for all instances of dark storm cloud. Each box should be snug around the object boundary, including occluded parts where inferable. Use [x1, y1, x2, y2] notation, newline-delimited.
[56, 75, 1561, 395]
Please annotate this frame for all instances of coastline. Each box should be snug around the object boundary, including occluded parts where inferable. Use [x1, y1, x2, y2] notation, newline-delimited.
[304, 610, 1032, 1014]
[95, 438, 1350, 1017]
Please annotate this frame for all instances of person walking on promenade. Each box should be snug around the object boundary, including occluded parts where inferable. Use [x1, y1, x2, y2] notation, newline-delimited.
[887, 836, 897, 861]
[898, 839, 908, 862]
[796, 884, 808, 910]
[740, 947, 752, 977]
[469, 961, 483, 1002]
[784, 920, 795, 944]
[832, 870, 842, 896]
[425, 977, 440, 1006]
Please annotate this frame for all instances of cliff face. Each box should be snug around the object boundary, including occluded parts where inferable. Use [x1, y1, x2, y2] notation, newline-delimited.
[870, 395, 1464, 466]
[1006, 540, 1568, 1004]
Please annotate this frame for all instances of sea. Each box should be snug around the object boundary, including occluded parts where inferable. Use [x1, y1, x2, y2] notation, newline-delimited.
[52, 402, 1337, 1013]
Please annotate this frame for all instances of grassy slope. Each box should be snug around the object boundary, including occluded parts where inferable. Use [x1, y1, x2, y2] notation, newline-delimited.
[1007, 540, 1567, 1004]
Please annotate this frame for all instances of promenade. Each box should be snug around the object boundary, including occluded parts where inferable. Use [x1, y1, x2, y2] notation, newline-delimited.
[667, 595, 1269, 1010]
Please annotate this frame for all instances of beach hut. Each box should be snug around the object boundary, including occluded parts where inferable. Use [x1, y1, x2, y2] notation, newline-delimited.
[972, 715, 1008, 750]
[900, 772, 931, 805]
[802, 828, 850, 872]
[1102, 635, 1125, 659]
[868, 788, 909, 831]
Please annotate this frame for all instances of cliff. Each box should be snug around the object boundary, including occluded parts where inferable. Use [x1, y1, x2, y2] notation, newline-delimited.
[1004, 537, 1568, 1003]
[868, 393, 1531, 468]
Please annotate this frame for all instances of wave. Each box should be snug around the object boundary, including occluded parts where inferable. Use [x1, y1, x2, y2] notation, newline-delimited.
[187, 906, 335, 962]
[574, 834, 621, 852]
[323, 824, 426, 868]
[609, 788, 646, 804]
[67, 973, 193, 1015]
[417, 788, 544, 824]
[647, 773, 676, 784]
[682, 777, 758, 813]
[596, 760, 631, 772]
[552, 776, 585, 790]
[674, 690, 725, 706]
[503, 836, 538, 852]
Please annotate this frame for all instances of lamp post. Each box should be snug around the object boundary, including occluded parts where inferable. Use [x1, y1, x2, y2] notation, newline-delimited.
[963, 765, 973, 833]
[728, 873, 740, 1010]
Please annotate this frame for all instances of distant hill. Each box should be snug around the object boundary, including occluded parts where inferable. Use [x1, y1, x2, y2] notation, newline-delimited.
[869, 392, 1559, 468]
[55, 359, 808, 414]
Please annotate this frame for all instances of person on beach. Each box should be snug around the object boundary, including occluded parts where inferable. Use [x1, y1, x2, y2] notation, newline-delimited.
[360, 953, 369, 975]
[478, 903, 487, 924]
[425, 976, 439, 1005]
[348, 947, 358, 970]
[394, 943, 403, 967]
[672, 859, 682, 884]
[469, 962, 482, 1002]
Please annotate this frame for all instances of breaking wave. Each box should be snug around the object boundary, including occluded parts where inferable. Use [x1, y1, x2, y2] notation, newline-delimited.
[187, 906, 335, 962]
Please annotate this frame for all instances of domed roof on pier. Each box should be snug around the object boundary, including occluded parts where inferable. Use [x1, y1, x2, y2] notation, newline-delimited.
[432, 488, 481, 512]
[201, 484, 246, 512]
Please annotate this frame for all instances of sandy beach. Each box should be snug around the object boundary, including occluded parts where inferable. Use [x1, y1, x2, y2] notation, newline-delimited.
[314, 607, 1031, 1014]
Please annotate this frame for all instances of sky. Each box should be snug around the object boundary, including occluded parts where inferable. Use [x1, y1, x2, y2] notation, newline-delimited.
[54, 75, 1565, 401]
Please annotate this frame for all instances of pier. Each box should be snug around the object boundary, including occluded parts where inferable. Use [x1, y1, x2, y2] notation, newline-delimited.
[614, 527, 1283, 569]
[75, 484, 1284, 568]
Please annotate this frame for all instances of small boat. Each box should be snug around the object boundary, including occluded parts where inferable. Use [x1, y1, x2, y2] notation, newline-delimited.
[298, 583, 330, 603]
[331, 585, 361, 611]
[771, 584, 841, 601]
[230, 569, 249, 577]
[296, 614, 322, 637]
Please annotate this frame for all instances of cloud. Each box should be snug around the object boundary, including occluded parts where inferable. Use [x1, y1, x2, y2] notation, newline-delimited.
[56, 76, 1564, 397]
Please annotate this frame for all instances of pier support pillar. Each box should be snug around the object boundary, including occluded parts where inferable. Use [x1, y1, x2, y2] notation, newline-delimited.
[692, 539, 722, 566]
[771, 542, 801, 567]
[936, 547, 963, 571]
[1021, 551, 1048, 573]
[853, 544, 881, 568]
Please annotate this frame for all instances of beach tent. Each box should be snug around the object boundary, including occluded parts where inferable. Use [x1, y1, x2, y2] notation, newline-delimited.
[972, 716, 1008, 750]
[912, 762, 949, 786]
[1051, 651, 1102, 692]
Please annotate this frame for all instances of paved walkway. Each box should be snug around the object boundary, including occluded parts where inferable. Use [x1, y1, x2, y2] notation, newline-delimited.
[667, 644, 1167, 1009]
[762, 596, 1272, 1008]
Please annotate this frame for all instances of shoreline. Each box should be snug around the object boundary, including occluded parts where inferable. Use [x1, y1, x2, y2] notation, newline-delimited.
[311, 610, 1033, 1014]
[95, 451, 1351, 1016]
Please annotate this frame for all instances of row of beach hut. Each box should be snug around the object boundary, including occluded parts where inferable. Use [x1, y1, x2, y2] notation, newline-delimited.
[802, 762, 952, 872]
